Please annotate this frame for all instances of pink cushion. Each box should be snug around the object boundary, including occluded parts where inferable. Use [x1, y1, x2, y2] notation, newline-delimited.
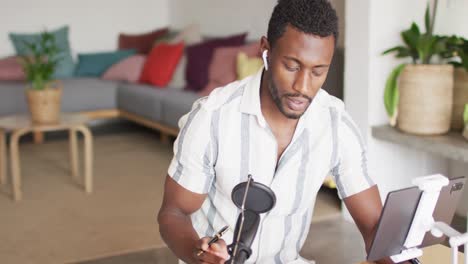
[0, 56, 25, 81]
[102, 55, 146, 83]
[198, 42, 260, 96]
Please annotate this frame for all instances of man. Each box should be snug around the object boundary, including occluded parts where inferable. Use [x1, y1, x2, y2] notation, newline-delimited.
[158, 0, 400, 263]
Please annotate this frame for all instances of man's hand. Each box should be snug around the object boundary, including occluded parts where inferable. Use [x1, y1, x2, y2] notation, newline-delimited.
[194, 237, 229, 264]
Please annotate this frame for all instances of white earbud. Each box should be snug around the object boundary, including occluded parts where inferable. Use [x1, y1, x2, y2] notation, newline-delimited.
[262, 50, 269, 71]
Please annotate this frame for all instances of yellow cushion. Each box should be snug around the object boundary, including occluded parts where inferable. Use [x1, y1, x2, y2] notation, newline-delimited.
[323, 175, 337, 189]
[236, 52, 263, 80]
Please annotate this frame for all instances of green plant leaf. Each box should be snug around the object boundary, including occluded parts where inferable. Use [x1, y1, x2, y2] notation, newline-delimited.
[382, 46, 412, 58]
[382, 46, 403, 55]
[381, 2, 451, 66]
[401, 23, 421, 48]
[401, 23, 421, 62]
[424, 3, 431, 34]
[458, 41, 468, 71]
[418, 34, 437, 63]
[19, 30, 61, 89]
[384, 63, 407, 119]
[464, 104, 468, 124]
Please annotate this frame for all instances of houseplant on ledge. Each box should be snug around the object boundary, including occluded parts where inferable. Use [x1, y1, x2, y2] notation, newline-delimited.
[20, 30, 63, 124]
[383, 1, 454, 135]
[443, 36, 468, 131]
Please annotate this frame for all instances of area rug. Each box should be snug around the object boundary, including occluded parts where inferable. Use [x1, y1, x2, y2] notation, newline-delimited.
[0, 131, 341, 264]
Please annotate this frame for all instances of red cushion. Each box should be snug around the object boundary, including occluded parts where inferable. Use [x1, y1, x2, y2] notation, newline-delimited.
[139, 42, 184, 87]
[118, 27, 169, 54]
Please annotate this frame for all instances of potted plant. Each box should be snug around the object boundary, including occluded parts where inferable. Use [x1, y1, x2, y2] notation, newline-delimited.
[463, 104, 468, 140]
[383, 1, 454, 135]
[20, 30, 63, 124]
[443, 36, 468, 131]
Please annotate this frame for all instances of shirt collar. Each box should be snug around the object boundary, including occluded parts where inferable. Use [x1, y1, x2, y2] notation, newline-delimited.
[239, 68, 267, 127]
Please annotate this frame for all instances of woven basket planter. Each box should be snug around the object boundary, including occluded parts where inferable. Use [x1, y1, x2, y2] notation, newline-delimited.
[26, 81, 63, 124]
[451, 68, 468, 131]
[397, 64, 454, 135]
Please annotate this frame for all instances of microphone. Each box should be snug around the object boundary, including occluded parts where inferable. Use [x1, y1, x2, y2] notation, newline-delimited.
[228, 210, 260, 263]
[227, 175, 276, 264]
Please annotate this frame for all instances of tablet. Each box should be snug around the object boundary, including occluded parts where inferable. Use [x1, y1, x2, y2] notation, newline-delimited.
[366, 176, 466, 262]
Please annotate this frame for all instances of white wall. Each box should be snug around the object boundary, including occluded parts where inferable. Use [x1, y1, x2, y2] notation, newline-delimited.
[0, 0, 170, 57]
[169, 0, 345, 48]
[345, 0, 467, 218]
[169, 0, 275, 41]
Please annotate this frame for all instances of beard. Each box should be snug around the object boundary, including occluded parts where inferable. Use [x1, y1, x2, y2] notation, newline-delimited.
[267, 75, 312, 119]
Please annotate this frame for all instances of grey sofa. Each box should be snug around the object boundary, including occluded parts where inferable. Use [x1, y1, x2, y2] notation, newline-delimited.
[0, 48, 344, 139]
[0, 78, 202, 138]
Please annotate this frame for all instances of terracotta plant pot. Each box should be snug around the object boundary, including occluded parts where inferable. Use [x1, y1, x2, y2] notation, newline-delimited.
[26, 81, 63, 124]
[451, 68, 468, 131]
[397, 64, 454, 135]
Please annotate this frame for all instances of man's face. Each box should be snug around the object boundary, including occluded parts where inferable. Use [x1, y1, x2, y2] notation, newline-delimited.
[262, 25, 335, 119]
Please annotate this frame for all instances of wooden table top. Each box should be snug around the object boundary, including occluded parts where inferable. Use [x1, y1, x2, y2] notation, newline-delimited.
[0, 113, 90, 131]
[360, 244, 465, 264]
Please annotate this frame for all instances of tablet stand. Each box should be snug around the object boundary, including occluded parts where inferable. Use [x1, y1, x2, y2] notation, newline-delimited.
[390, 174, 468, 264]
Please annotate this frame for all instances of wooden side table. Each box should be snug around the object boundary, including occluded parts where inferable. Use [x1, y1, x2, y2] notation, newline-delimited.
[0, 113, 93, 201]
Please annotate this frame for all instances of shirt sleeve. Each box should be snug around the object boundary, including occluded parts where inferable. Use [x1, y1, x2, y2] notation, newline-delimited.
[167, 99, 215, 194]
[331, 109, 375, 199]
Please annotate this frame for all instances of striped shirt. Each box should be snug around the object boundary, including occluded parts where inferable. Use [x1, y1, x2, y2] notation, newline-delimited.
[167, 69, 375, 263]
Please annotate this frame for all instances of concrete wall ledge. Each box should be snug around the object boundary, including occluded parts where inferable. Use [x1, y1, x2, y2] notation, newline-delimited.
[372, 125, 468, 163]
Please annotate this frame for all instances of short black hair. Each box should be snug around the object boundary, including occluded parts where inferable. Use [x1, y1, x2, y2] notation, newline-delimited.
[267, 0, 339, 47]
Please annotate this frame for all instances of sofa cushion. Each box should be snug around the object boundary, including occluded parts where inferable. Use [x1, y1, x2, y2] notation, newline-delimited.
[170, 24, 202, 45]
[139, 42, 184, 87]
[167, 24, 203, 90]
[168, 55, 187, 90]
[0, 56, 25, 81]
[9, 26, 75, 78]
[102, 55, 146, 83]
[236, 52, 263, 80]
[118, 27, 169, 54]
[160, 89, 201, 128]
[75, 50, 136, 77]
[199, 42, 260, 96]
[117, 82, 171, 122]
[185, 33, 247, 92]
